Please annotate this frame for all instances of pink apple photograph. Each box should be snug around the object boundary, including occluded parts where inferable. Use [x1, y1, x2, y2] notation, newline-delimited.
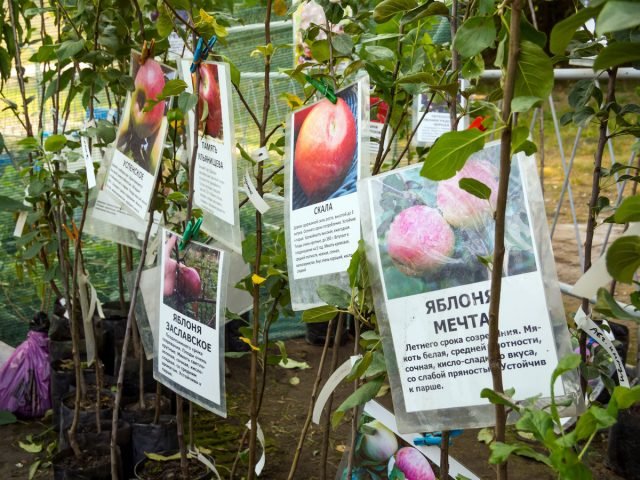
[291, 83, 359, 210]
[115, 52, 174, 174]
[162, 231, 220, 329]
[194, 62, 224, 141]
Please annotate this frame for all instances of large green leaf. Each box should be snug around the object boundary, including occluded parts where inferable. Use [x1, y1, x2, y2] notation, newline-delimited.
[514, 40, 553, 101]
[613, 195, 640, 223]
[459, 178, 491, 200]
[606, 235, 640, 283]
[550, 7, 598, 55]
[596, 1, 640, 35]
[593, 42, 640, 71]
[332, 377, 383, 427]
[317, 285, 351, 308]
[301, 305, 338, 323]
[44, 134, 67, 152]
[401, 1, 449, 25]
[594, 287, 640, 321]
[56, 39, 85, 61]
[0, 195, 28, 211]
[0, 410, 17, 425]
[372, 0, 417, 23]
[453, 16, 496, 58]
[156, 11, 175, 39]
[421, 129, 485, 181]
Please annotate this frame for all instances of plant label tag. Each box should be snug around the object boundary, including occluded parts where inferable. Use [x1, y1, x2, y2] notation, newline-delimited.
[245, 421, 266, 475]
[251, 147, 269, 163]
[243, 169, 270, 214]
[81, 136, 97, 188]
[575, 307, 629, 387]
[13, 211, 27, 237]
[312, 355, 361, 424]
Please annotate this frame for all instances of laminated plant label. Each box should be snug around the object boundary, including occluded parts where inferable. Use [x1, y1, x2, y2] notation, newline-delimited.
[286, 81, 363, 281]
[104, 51, 175, 219]
[155, 228, 228, 416]
[180, 60, 238, 227]
[360, 142, 577, 430]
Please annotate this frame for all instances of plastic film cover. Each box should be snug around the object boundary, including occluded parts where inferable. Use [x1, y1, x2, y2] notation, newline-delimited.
[359, 141, 581, 432]
[154, 228, 229, 417]
[285, 74, 370, 310]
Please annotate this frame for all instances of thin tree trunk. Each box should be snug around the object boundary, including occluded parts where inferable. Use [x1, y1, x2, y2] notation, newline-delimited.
[176, 395, 189, 479]
[487, 2, 524, 480]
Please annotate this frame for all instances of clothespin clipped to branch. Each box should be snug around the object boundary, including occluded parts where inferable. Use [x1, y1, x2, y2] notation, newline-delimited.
[413, 429, 463, 446]
[179, 217, 203, 251]
[190, 36, 218, 73]
[304, 74, 337, 104]
[139, 39, 156, 65]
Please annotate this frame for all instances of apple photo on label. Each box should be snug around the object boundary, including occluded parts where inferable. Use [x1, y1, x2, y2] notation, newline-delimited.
[195, 63, 223, 141]
[115, 52, 174, 174]
[291, 82, 359, 210]
[162, 232, 220, 329]
[372, 144, 537, 300]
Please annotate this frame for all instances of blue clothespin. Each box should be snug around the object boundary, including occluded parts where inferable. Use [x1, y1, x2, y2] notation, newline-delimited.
[179, 217, 203, 251]
[190, 36, 218, 73]
[413, 430, 463, 446]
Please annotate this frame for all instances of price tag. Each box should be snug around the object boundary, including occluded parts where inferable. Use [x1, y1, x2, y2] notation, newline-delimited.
[243, 169, 270, 214]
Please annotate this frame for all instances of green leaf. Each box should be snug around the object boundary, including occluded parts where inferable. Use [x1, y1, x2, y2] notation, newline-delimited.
[309, 40, 330, 63]
[421, 129, 485, 181]
[0, 47, 11, 81]
[332, 34, 353, 55]
[514, 40, 553, 101]
[44, 134, 67, 152]
[177, 92, 198, 113]
[594, 287, 640, 321]
[480, 388, 520, 410]
[302, 305, 338, 323]
[593, 42, 640, 71]
[28, 460, 41, 480]
[161, 79, 187, 98]
[606, 236, 640, 283]
[401, 1, 449, 25]
[347, 241, 363, 289]
[551, 353, 581, 388]
[0, 195, 28, 211]
[459, 178, 491, 200]
[511, 96, 542, 113]
[317, 285, 351, 308]
[596, 1, 640, 35]
[489, 442, 519, 464]
[364, 46, 395, 63]
[0, 410, 17, 425]
[56, 39, 85, 61]
[145, 451, 181, 461]
[332, 378, 383, 428]
[397, 72, 436, 84]
[453, 16, 496, 58]
[156, 11, 175, 39]
[613, 195, 640, 223]
[609, 385, 640, 412]
[550, 7, 598, 55]
[346, 351, 373, 382]
[373, 0, 417, 23]
[19, 441, 43, 454]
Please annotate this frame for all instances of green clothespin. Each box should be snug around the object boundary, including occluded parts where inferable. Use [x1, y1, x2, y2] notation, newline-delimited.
[304, 74, 337, 104]
[179, 217, 203, 251]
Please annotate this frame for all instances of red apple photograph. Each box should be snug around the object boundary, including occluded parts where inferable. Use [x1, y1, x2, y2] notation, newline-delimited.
[115, 52, 175, 174]
[162, 231, 220, 329]
[292, 83, 359, 210]
[194, 62, 224, 141]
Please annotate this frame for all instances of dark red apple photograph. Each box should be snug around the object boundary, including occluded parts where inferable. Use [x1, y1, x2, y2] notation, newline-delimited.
[115, 52, 174, 174]
[292, 83, 359, 210]
[194, 62, 224, 141]
[162, 231, 220, 330]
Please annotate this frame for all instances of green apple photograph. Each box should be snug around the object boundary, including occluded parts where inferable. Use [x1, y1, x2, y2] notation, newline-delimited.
[291, 82, 359, 210]
[194, 62, 224, 141]
[115, 52, 174, 174]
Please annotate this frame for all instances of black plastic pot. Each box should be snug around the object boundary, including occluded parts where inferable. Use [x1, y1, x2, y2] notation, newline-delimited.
[608, 408, 640, 479]
[58, 420, 133, 479]
[130, 415, 179, 465]
[122, 393, 172, 425]
[49, 339, 86, 364]
[52, 445, 121, 480]
[305, 318, 348, 347]
[50, 362, 75, 431]
[59, 389, 114, 434]
[134, 449, 214, 480]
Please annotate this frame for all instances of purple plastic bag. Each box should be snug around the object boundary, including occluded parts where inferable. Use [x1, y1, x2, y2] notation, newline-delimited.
[0, 331, 51, 418]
